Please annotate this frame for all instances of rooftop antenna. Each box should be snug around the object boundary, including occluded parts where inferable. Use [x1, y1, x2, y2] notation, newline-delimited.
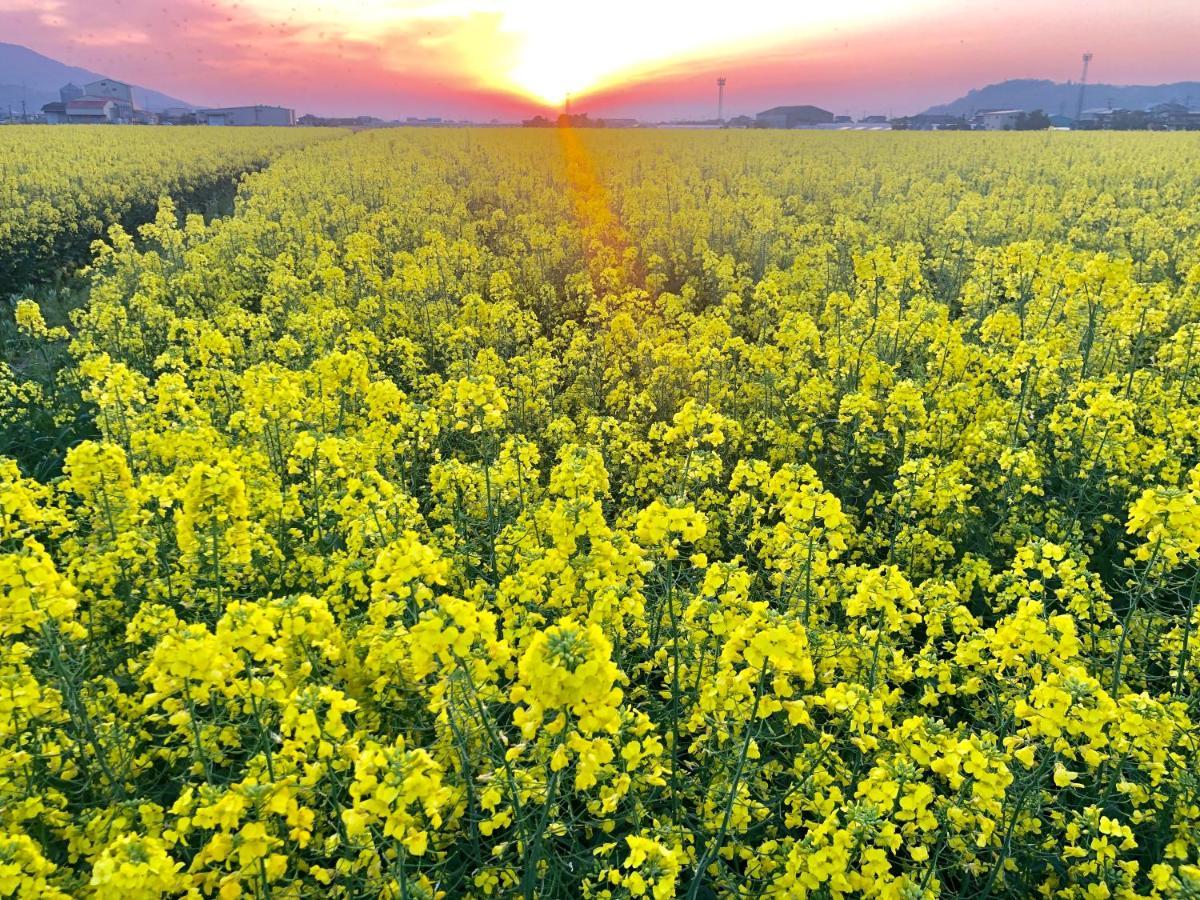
[716, 77, 726, 125]
[1075, 52, 1093, 121]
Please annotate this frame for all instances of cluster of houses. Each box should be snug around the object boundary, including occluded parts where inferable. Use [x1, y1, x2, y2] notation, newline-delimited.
[748, 103, 1200, 132]
[38, 79, 295, 126]
[1077, 102, 1200, 130]
[21, 79, 1200, 132]
[891, 102, 1200, 131]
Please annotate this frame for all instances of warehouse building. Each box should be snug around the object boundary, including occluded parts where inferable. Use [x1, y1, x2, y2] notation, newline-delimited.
[84, 79, 133, 104]
[890, 113, 968, 131]
[755, 105, 834, 128]
[977, 109, 1024, 130]
[82, 79, 135, 119]
[199, 105, 296, 126]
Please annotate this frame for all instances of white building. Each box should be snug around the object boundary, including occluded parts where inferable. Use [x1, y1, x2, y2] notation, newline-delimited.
[199, 106, 295, 126]
[84, 80, 135, 119]
[978, 109, 1023, 130]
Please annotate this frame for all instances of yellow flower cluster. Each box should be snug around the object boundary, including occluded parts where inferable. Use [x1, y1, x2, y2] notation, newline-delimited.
[0, 125, 336, 291]
[2, 128, 1200, 897]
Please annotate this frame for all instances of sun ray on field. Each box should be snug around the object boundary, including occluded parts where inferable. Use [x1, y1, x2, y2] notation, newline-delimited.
[557, 126, 627, 281]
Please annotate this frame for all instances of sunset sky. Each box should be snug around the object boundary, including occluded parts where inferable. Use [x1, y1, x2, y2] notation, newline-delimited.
[2, 0, 1198, 119]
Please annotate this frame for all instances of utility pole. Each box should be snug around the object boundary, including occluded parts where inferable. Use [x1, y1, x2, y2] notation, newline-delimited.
[717, 77, 726, 125]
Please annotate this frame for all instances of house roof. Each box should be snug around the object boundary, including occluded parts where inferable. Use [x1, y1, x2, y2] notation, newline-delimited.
[1147, 102, 1191, 113]
[66, 99, 115, 113]
[757, 105, 832, 118]
[41, 102, 66, 113]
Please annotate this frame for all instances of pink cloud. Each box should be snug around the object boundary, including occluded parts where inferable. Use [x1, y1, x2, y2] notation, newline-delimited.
[576, 2, 1200, 120]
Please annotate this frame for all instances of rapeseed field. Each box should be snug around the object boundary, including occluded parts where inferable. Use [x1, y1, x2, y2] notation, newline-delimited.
[3, 127, 1200, 897]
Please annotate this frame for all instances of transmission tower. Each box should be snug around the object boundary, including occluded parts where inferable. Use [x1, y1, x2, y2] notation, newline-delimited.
[1075, 52, 1093, 122]
[717, 77, 726, 125]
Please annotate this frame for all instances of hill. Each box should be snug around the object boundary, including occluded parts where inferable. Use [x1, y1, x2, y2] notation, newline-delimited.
[0, 42, 193, 113]
[923, 78, 1200, 117]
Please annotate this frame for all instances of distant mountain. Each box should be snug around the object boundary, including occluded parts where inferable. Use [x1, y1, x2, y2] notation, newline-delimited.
[924, 78, 1200, 118]
[0, 42, 193, 113]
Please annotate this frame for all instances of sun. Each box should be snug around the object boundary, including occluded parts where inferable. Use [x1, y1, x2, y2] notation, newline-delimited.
[505, 49, 602, 108]
[496, 5, 631, 107]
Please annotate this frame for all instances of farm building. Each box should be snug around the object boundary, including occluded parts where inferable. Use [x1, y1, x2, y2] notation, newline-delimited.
[39, 98, 122, 123]
[41, 102, 67, 124]
[67, 99, 119, 123]
[198, 106, 296, 126]
[42, 79, 135, 123]
[755, 105, 834, 128]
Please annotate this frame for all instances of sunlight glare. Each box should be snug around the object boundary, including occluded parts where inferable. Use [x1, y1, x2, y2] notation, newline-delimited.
[233, 0, 937, 107]
[497, 0, 933, 106]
